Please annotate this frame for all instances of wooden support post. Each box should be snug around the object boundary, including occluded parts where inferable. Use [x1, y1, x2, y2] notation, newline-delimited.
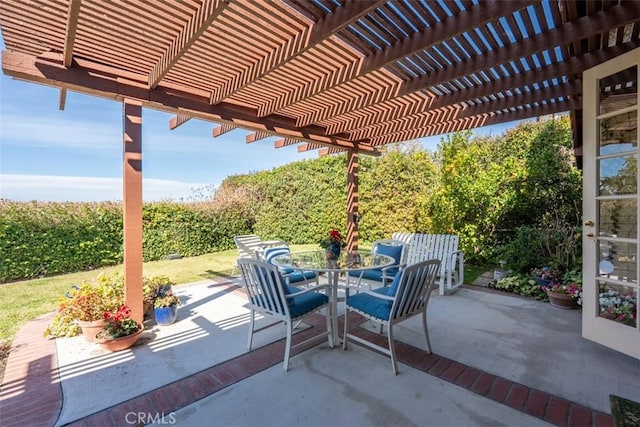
[123, 99, 143, 324]
[346, 149, 359, 251]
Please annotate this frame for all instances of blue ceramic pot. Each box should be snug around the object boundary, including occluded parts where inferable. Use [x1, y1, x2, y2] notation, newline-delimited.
[326, 243, 341, 260]
[154, 306, 178, 325]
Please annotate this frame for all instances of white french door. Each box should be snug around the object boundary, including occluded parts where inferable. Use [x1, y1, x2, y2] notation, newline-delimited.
[582, 48, 639, 359]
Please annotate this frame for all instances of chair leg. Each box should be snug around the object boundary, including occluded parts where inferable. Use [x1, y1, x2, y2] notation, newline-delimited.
[342, 310, 349, 350]
[247, 309, 255, 350]
[388, 324, 399, 375]
[422, 309, 432, 354]
[283, 320, 293, 372]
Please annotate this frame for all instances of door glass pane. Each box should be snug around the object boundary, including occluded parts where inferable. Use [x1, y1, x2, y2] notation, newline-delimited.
[599, 65, 637, 115]
[598, 282, 638, 328]
[598, 241, 638, 283]
[598, 110, 637, 155]
[598, 155, 637, 195]
[599, 199, 637, 238]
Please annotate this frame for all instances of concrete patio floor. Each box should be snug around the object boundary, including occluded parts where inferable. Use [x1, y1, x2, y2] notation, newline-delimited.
[1, 278, 638, 427]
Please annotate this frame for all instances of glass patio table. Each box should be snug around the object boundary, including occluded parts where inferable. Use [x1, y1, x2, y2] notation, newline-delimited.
[271, 249, 394, 344]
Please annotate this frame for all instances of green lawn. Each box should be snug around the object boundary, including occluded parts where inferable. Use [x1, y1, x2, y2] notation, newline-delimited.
[0, 244, 483, 344]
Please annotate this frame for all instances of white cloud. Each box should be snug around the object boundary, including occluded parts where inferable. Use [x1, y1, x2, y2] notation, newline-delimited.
[0, 174, 209, 202]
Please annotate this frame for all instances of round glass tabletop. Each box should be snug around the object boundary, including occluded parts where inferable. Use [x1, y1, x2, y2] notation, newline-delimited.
[271, 249, 394, 272]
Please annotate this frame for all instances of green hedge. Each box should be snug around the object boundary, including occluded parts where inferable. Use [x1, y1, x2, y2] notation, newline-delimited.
[0, 201, 249, 282]
[1, 117, 581, 282]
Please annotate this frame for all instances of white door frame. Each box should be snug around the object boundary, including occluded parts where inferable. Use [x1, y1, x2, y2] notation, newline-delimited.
[582, 47, 639, 359]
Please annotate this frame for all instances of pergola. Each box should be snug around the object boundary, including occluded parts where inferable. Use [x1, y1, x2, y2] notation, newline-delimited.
[1, 0, 639, 322]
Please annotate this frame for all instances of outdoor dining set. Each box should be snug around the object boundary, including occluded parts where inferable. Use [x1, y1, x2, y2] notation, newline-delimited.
[233, 234, 464, 374]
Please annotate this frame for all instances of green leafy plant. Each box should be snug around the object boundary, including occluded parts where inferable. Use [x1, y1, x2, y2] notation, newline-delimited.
[492, 274, 547, 299]
[153, 289, 181, 309]
[44, 272, 174, 338]
[143, 275, 174, 315]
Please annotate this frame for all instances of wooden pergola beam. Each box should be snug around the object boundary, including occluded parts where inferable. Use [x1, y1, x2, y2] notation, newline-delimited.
[148, 0, 230, 89]
[59, 88, 67, 111]
[318, 2, 640, 132]
[245, 131, 271, 143]
[169, 113, 192, 130]
[281, 1, 531, 125]
[369, 97, 579, 146]
[274, 137, 300, 148]
[209, 0, 384, 105]
[350, 80, 581, 141]
[2, 50, 379, 156]
[63, 0, 82, 68]
[212, 123, 237, 137]
[398, 3, 640, 99]
[331, 39, 640, 137]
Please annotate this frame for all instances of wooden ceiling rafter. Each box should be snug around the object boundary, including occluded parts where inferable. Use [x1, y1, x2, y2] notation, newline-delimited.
[369, 96, 579, 146]
[169, 113, 193, 130]
[208, 0, 384, 105]
[148, 0, 230, 89]
[344, 39, 640, 141]
[245, 131, 272, 143]
[270, 1, 531, 123]
[1, 50, 378, 155]
[212, 123, 238, 137]
[1, 1, 639, 157]
[320, 2, 640, 135]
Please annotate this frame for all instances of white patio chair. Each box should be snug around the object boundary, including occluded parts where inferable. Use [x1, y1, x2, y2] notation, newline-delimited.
[238, 258, 333, 371]
[263, 245, 319, 288]
[346, 238, 406, 292]
[343, 259, 441, 375]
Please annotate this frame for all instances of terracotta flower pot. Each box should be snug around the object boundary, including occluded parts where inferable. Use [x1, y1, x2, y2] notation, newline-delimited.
[77, 319, 107, 342]
[546, 290, 578, 310]
[97, 327, 144, 352]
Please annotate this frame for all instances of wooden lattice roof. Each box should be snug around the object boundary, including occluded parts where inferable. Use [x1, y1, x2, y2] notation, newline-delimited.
[1, 0, 639, 156]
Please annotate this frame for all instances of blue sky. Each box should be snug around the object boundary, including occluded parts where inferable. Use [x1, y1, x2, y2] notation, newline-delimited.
[0, 34, 528, 203]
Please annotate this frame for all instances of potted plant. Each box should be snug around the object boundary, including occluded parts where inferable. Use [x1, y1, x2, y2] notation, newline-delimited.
[96, 305, 144, 352]
[44, 274, 124, 341]
[319, 229, 346, 260]
[143, 275, 174, 320]
[531, 266, 561, 288]
[542, 281, 582, 309]
[153, 288, 181, 325]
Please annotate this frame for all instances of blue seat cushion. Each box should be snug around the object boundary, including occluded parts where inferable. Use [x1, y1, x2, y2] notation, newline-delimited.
[285, 270, 317, 284]
[375, 243, 403, 275]
[346, 287, 391, 320]
[288, 287, 328, 318]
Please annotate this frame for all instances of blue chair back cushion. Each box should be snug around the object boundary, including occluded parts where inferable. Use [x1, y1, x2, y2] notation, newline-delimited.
[263, 246, 294, 274]
[345, 287, 392, 320]
[347, 269, 384, 282]
[253, 267, 296, 310]
[385, 273, 403, 307]
[286, 270, 317, 284]
[375, 243, 403, 275]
